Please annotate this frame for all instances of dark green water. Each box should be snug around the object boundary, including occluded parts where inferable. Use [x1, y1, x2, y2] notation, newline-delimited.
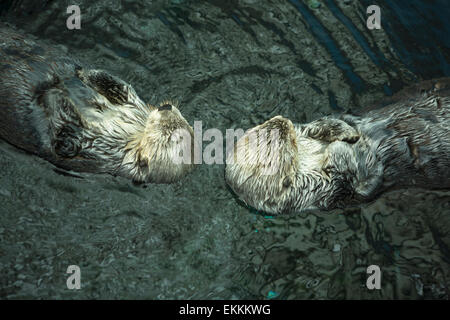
[0, 0, 449, 299]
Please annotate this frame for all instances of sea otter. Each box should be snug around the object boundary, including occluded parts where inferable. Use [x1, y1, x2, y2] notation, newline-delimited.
[0, 26, 194, 183]
[225, 78, 450, 214]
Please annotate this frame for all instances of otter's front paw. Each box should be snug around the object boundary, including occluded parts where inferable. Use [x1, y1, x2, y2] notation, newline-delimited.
[76, 69, 130, 105]
[54, 129, 81, 158]
[305, 118, 360, 144]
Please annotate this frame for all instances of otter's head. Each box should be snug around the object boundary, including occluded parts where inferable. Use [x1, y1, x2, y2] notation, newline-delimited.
[124, 102, 194, 184]
[225, 116, 301, 214]
[225, 116, 356, 214]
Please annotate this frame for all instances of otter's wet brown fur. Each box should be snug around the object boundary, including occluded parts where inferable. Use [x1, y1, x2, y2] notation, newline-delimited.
[0, 26, 194, 183]
[226, 78, 450, 214]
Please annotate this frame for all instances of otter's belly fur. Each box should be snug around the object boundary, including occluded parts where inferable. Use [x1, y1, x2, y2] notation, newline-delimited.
[225, 78, 450, 214]
[337, 78, 450, 201]
[0, 26, 194, 183]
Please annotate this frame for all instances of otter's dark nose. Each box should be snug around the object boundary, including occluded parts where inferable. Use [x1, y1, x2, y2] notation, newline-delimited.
[158, 104, 172, 111]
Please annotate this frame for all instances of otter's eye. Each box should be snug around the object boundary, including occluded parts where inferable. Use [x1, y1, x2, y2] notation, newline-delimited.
[283, 177, 292, 188]
[136, 155, 148, 168]
[139, 159, 148, 168]
[323, 165, 334, 175]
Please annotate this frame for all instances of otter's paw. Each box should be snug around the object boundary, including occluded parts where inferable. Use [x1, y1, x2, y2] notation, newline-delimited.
[76, 69, 130, 105]
[304, 118, 360, 144]
[41, 89, 85, 158]
[54, 129, 82, 158]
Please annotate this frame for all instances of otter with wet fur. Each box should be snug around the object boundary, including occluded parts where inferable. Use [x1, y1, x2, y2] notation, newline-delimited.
[225, 78, 450, 214]
[0, 26, 194, 183]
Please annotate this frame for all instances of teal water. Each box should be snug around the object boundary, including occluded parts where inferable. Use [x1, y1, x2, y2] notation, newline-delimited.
[0, 0, 449, 299]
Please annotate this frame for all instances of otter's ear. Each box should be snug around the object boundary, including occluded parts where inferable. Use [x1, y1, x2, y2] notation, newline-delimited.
[76, 69, 131, 105]
[304, 118, 360, 144]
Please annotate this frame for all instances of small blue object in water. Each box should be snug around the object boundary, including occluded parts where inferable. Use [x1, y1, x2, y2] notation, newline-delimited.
[267, 291, 279, 299]
[307, 0, 321, 9]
